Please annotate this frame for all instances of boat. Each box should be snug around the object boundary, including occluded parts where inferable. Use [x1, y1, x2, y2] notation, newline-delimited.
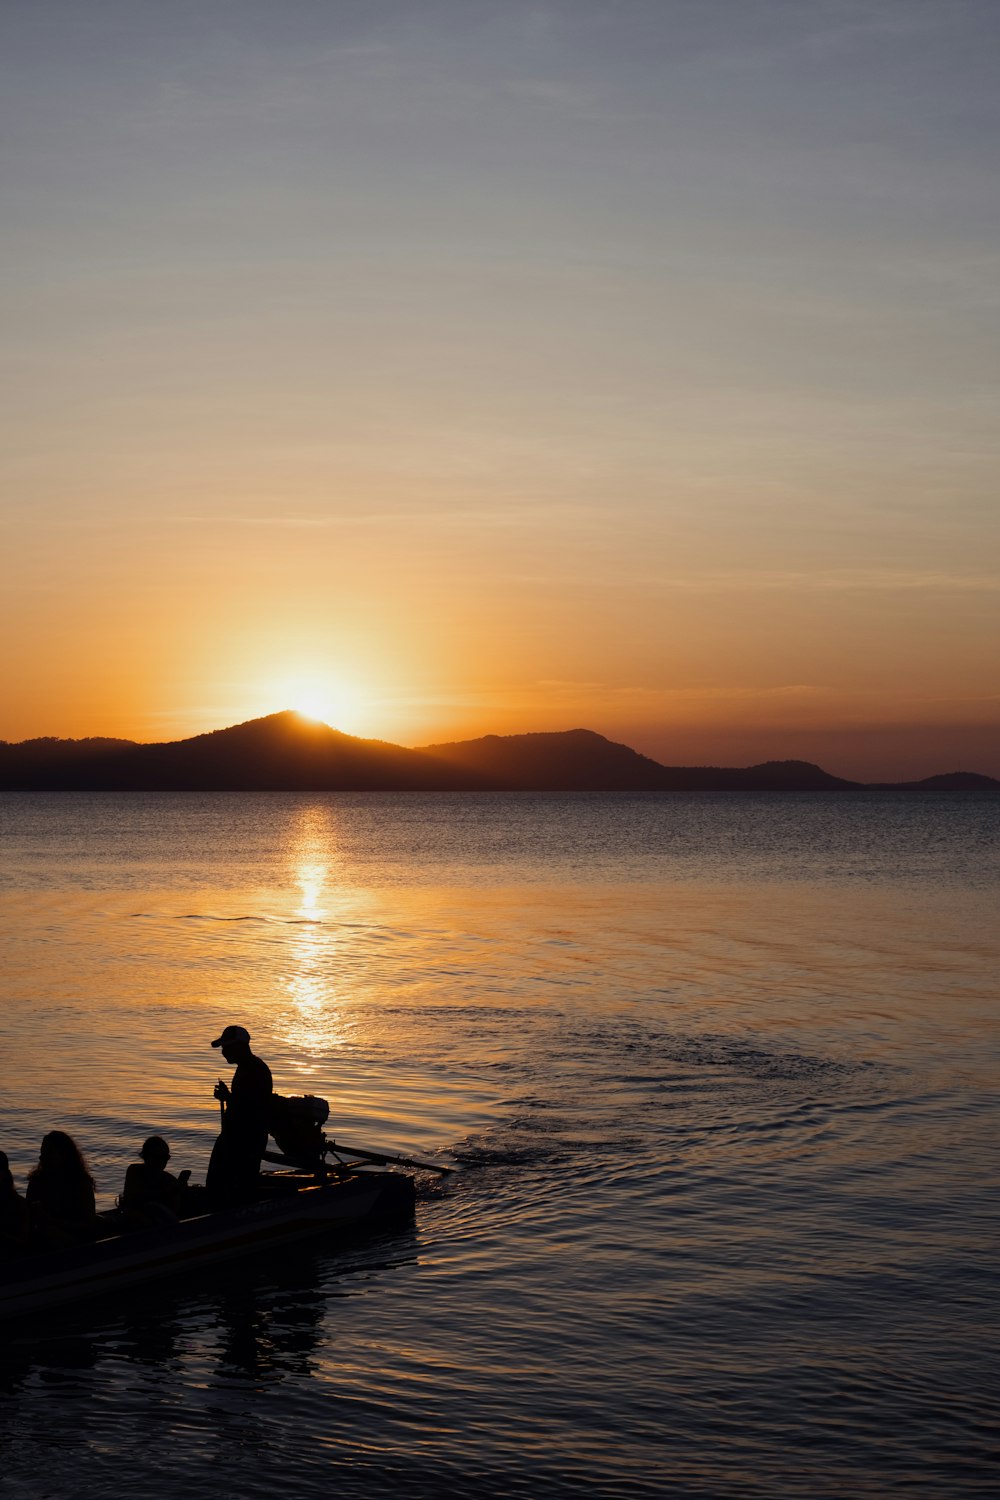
[0, 1164, 417, 1320]
[1, 1092, 451, 1320]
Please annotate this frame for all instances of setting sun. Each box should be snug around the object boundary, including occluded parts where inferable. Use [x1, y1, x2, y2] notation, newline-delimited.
[276, 677, 368, 736]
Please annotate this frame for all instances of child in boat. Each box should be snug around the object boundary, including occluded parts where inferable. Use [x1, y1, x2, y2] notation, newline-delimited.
[121, 1136, 191, 1224]
[0, 1151, 29, 1259]
[26, 1131, 97, 1249]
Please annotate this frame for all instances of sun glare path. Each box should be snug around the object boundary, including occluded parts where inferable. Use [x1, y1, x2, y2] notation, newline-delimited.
[276, 805, 353, 1059]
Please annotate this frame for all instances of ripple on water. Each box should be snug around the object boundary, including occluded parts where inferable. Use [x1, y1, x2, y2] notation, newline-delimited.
[1, 794, 998, 1498]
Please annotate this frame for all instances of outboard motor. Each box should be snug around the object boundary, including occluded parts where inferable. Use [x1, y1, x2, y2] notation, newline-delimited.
[269, 1094, 330, 1169]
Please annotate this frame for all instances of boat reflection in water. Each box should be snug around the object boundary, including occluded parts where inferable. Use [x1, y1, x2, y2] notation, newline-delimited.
[1, 1160, 418, 1320]
[0, 1219, 420, 1398]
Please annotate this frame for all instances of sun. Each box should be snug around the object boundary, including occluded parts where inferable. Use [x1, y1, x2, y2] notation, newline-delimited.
[294, 694, 332, 724]
[277, 676, 368, 735]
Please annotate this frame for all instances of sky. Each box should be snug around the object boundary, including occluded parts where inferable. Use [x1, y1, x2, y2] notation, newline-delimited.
[1, 0, 998, 779]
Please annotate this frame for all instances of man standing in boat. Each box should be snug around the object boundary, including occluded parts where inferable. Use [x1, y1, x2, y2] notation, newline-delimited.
[207, 1025, 273, 1208]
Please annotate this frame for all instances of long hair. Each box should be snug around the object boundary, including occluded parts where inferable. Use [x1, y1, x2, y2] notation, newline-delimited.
[28, 1130, 95, 1190]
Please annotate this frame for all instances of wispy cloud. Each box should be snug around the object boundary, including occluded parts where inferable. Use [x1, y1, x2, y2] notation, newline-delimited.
[652, 569, 1000, 595]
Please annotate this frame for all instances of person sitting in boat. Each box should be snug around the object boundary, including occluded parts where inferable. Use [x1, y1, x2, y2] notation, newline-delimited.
[0, 1150, 29, 1259]
[206, 1025, 273, 1208]
[120, 1136, 191, 1225]
[25, 1131, 97, 1250]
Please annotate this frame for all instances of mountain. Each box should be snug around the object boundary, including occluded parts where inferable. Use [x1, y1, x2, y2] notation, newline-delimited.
[870, 771, 1000, 792]
[421, 735, 861, 791]
[0, 735, 136, 766]
[0, 713, 996, 791]
[420, 728, 680, 790]
[0, 713, 472, 792]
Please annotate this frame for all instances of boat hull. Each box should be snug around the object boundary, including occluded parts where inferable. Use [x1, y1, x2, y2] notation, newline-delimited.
[0, 1170, 415, 1320]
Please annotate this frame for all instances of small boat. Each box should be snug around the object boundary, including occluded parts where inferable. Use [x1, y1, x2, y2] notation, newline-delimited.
[0, 1165, 417, 1320]
[1, 1095, 451, 1321]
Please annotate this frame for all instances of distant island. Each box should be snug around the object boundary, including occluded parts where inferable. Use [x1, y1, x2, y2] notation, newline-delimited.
[0, 712, 996, 793]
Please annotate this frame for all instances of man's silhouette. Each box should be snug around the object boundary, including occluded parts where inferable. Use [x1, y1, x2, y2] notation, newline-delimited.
[206, 1025, 273, 1208]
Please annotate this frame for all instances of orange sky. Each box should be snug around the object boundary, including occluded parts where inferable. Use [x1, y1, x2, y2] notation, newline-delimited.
[2, 4, 998, 780]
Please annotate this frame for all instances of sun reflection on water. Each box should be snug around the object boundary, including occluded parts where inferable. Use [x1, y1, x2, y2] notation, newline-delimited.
[276, 804, 354, 1064]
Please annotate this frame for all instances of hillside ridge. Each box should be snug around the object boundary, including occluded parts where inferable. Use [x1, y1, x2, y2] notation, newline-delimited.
[1, 713, 996, 792]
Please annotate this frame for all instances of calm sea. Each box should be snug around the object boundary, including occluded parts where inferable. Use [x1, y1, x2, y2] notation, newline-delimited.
[1, 792, 998, 1498]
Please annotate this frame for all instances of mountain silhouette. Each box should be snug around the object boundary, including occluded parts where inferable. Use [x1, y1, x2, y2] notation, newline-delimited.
[421, 734, 860, 791]
[0, 712, 996, 792]
[0, 713, 471, 791]
[420, 728, 679, 790]
[870, 771, 1000, 792]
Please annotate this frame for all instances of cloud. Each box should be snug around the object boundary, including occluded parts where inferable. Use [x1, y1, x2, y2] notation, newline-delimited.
[653, 569, 1000, 595]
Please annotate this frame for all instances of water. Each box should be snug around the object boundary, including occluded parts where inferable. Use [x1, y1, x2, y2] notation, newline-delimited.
[1, 792, 998, 1498]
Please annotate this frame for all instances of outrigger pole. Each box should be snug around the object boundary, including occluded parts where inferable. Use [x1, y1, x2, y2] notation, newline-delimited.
[324, 1138, 453, 1176]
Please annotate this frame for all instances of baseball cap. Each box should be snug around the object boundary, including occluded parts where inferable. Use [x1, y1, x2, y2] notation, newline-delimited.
[211, 1024, 251, 1048]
